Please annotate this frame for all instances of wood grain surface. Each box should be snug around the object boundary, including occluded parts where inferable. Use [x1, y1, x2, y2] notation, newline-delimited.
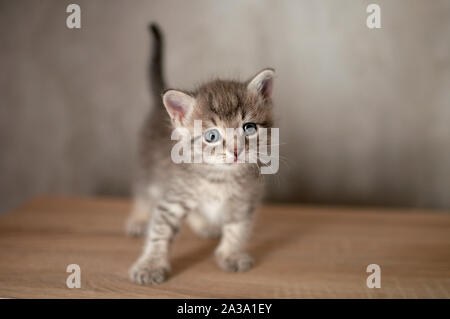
[0, 196, 449, 298]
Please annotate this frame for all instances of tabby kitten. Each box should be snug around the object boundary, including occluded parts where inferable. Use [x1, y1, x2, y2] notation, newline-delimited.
[126, 24, 275, 285]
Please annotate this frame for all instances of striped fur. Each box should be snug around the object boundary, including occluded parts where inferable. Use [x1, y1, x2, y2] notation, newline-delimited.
[127, 24, 275, 285]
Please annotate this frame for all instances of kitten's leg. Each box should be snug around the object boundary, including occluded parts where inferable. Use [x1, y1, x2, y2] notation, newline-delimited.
[129, 199, 192, 284]
[125, 195, 152, 237]
[215, 208, 254, 272]
[186, 211, 221, 239]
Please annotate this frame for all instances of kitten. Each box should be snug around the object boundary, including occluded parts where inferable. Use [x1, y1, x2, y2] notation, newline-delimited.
[126, 24, 275, 285]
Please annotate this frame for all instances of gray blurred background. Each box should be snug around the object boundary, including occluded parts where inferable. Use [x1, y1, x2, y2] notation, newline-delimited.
[1, 0, 449, 214]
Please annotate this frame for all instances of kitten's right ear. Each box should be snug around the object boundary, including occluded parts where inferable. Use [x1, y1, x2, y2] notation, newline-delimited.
[162, 90, 195, 126]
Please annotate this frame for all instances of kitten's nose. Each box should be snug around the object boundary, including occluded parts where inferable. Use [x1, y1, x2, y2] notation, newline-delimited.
[233, 146, 243, 159]
[227, 143, 243, 162]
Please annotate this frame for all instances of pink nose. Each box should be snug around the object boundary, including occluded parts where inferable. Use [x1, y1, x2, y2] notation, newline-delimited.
[233, 146, 243, 159]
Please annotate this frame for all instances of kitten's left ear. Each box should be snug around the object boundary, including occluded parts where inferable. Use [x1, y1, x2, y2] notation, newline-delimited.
[247, 68, 275, 100]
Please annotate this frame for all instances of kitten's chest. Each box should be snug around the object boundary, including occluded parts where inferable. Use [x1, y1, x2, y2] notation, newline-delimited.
[195, 171, 234, 197]
[197, 180, 232, 223]
[194, 169, 259, 203]
[201, 197, 225, 225]
[199, 180, 231, 205]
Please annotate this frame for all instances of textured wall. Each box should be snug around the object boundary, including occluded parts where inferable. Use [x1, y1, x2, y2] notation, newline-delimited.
[1, 0, 449, 213]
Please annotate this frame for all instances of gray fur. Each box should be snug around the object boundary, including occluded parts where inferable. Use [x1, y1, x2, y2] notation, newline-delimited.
[127, 24, 275, 284]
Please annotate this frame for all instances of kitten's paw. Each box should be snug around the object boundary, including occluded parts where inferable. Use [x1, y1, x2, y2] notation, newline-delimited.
[216, 251, 254, 272]
[129, 259, 170, 285]
[125, 218, 147, 237]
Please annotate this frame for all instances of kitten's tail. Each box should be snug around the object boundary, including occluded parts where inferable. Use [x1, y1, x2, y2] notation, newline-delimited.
[148, 23, 166, 102]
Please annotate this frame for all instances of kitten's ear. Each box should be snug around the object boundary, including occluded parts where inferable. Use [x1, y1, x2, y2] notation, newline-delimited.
[162, 89, 195, 125]
[247, 68, 275, 100]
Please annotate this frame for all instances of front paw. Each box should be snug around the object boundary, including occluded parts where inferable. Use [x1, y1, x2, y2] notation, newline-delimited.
[216, 251, 254, 272]
[129, 259, 170, 285]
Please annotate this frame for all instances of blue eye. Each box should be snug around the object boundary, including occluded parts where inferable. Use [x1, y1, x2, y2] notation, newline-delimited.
[204, 128, 221, 143]
[243, 122, 257, 136]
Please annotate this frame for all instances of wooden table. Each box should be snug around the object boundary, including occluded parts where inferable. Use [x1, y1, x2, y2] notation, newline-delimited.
[0, 196, 449, 298]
